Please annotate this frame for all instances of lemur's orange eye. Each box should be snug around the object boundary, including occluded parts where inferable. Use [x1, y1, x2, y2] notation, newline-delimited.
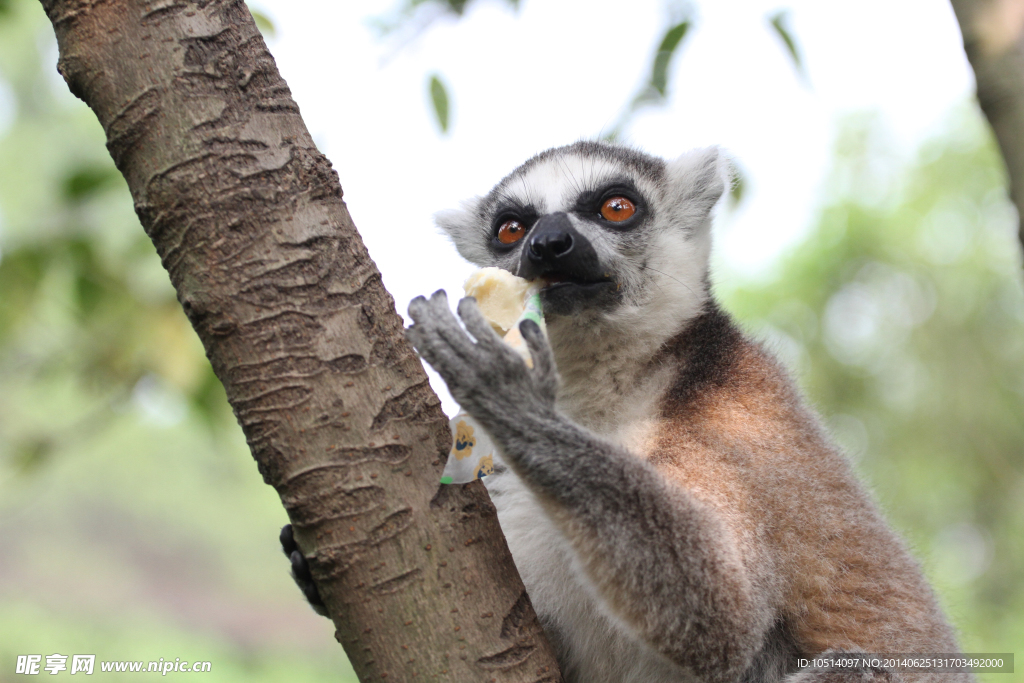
[600, 196, 636, 222]
[497, 219, 527, 245]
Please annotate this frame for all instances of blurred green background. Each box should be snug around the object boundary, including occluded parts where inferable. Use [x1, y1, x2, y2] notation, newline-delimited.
[0, 0, 1021, 680]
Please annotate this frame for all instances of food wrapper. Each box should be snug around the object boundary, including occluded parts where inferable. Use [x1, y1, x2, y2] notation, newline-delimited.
[440, 270, 544, 484]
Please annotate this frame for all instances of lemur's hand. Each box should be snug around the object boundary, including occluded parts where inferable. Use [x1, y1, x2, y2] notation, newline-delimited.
[406, 290, 558, 436]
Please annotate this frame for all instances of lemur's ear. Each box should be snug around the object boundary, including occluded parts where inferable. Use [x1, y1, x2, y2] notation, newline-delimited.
[434, 196, 492, 266]
[664, 147, 731, 229]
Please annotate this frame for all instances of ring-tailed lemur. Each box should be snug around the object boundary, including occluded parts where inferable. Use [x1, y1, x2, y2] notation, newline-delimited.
[284, 141, 969, 683]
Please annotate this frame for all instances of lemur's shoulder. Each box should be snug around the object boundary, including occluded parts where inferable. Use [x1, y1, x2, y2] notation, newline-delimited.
[646, 301, 960, 658]
[645, 299, 818, 564]
[655, 299, 804, 425]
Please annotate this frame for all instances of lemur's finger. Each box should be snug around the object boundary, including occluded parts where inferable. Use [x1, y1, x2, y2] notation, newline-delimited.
[403, 325, 432, 361]
[456, 297, 503, 350]
[280, 524, 297, 558]
[405, 325, 470, 381]
[407, 290, 455, 327]
[290, 549, 313, 581]
[520, 319, 558, 402]
[407, 290, 477, 361]
[421, 291, 478, 358]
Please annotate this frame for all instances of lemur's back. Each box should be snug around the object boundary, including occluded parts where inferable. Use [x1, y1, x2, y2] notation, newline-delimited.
[652, 304, 960, 660]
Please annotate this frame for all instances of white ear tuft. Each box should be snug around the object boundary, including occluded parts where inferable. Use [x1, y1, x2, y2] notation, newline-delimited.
[665, 147, 731, 220]
[433, 197, 492, 266]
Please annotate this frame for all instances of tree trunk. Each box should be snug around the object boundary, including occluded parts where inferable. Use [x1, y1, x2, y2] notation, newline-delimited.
[37, 1, 562, 680]
[950, 0, 1024, 251]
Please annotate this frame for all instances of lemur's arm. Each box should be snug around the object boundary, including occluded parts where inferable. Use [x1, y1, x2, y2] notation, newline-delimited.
[406, 291, 771, 683]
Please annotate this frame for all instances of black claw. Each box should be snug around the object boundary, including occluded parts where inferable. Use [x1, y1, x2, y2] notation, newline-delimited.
[280, 524, 296, 555]
[290, 549, 312, 581]
[303, 580, 324, 608]
[279, 524, 328, 617]
[520, 318, 542, 337]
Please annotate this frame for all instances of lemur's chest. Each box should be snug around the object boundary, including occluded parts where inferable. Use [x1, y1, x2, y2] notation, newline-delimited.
[551, 334, 676, 436]
[482, 363, 687, 683]
[485, 466, 691, 683]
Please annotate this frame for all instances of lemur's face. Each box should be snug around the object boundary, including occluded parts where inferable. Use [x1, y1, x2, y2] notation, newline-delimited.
[437, 142, 726, 332]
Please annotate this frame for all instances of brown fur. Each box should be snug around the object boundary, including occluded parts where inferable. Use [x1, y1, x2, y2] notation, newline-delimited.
[651, 304, 959, 659]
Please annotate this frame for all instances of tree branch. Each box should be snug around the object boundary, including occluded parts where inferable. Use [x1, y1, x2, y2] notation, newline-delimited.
[37, 0, 562, 680]
[950, 0, 1024, 252]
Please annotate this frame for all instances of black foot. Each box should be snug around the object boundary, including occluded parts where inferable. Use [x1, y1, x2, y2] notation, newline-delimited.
[280, 524, 328, 617]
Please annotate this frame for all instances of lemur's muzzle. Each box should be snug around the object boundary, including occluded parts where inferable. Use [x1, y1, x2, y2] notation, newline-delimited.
[517, 212, 618, 315]
[518, 212, 603, 282]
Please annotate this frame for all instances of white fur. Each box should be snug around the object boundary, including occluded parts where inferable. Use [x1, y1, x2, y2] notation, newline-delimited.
[434, 198, 488, 265]
[507, 156, 627, 217]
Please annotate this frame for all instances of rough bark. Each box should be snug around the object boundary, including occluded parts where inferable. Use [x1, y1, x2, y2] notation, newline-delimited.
[950, 0, 1024, 250]
[37, 0, 562, 681]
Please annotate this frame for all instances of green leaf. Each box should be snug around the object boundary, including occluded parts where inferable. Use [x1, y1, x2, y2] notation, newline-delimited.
[249, 9, 276, 38]
[12, 437, 54, 474]
[62, 164, 121, 201]
[729, 161, 747, 206]
[65, 237, 106, 314]
[768, 10, 804, 76]
[429, 74, 450, 134]
[651, 21, 690, 97]
[445, 0, 469, 15]
[0, 246, 50, 339]
[0, 0, 11, 17]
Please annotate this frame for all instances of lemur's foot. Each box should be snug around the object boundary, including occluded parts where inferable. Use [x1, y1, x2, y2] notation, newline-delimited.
[280, 524, 328, 617]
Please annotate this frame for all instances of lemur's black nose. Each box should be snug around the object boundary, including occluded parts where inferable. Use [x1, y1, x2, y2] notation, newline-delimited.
[530, 230, 574, 260]
[518, 212, 601, 281]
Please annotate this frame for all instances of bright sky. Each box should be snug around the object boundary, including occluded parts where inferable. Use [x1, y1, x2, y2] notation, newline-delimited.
[251, 0, 973, 413]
